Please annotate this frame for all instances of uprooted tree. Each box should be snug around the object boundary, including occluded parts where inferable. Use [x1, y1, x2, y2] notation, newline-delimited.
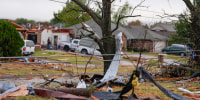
[70, 0, 142, 74]
[182, 0, 200, 67]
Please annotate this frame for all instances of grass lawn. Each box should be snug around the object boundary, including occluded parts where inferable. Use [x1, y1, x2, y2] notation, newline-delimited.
[33, 50, 103, 64]
[143, 53, 189, 63]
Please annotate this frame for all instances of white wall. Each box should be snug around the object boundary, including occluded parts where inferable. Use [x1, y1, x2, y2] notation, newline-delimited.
[53, 33, 70, 42]
[41, 29, 53, 45]
[41, 29, 70, 45]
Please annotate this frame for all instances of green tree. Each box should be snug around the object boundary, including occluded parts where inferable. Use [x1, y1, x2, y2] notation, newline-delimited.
[128, 20, 142, 26]
[168, 14, 193, 46]
[50, 0, 91, 27]
[112, 2, 133, 26]
[13, 18, 35, 25]
[0, 20, 24, 57]
[182, 0, 200, 66]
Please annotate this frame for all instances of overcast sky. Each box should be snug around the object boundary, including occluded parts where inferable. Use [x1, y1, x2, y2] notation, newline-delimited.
[0, 0, 187, 24]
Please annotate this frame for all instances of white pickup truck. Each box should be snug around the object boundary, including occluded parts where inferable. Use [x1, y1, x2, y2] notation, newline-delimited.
[60, 39, 80, 52]
[22, 40, 35, 56]
[78, 38, 101, 55]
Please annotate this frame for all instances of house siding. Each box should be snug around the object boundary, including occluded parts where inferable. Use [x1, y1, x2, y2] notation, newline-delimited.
[122, 33, 127, 49]
[41, 29, 53, 45]
[53, 33, 70, 42]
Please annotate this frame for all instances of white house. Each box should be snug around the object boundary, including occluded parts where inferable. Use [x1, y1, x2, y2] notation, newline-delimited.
[41, 28, 74, 45]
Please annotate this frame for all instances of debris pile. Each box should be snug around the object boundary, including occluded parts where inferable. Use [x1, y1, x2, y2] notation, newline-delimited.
[0, 67, 197, 100]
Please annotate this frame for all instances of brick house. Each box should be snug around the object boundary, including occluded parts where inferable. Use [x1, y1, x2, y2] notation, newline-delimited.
[66, 20, 128, 49]
[126, 26, 169, 53]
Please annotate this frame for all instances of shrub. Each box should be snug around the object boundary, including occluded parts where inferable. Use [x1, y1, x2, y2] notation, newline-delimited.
[0, 20, 24, 57]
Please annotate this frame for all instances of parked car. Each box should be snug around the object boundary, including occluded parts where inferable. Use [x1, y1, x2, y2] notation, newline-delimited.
[22, 40, 35, 56]
[60, 39, 80, 52]
[162, 44, 192, 57]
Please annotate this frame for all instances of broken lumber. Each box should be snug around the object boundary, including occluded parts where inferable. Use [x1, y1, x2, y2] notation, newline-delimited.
[34, 88, 88, 100]
[45, 87, 94, 97]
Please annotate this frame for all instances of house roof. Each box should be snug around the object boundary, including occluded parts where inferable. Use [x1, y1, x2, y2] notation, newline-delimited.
[52, 23, 66, 28]
[65, 20, 168, 40]
[2, 19, 28, 31]
[52, 29, 74, 34]
[151, 23, 176, 32]
[66, 19, 130, 39]
[126, 27, 169, 40]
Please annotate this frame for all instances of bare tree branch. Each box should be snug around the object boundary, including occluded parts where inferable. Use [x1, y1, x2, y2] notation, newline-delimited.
[80, 23, 105, 54]
[179, 14, 191, 23]
[111, 15, 141, 33]
[155, 10, 179, 21]
[111, 0, 116, 3]
[96, 1, 102, 10]
[72, 0, 102, 26]
[183, 0, 195, 12]
[131, 0, 146, 15]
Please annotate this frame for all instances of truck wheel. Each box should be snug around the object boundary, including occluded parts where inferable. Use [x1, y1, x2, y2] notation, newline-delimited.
[64, 46, 70, 52]
[81, 49, 88, 54]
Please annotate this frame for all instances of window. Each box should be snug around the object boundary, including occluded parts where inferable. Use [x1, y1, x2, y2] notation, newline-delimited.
[73, 40, 79, 44]
[26, 41, 34, 47]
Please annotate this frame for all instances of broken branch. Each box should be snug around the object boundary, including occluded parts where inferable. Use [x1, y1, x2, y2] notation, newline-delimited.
[112, 15, 141, 33]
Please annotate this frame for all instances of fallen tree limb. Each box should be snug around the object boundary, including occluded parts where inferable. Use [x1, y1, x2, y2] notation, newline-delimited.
[44, 88, 94, 97]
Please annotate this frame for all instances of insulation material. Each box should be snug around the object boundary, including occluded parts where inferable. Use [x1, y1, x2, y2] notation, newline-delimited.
[0, 82, 20, 97]
[100, 32, 123, 83]
[76, 79, 86, 88]
[178, 88, 200, 94]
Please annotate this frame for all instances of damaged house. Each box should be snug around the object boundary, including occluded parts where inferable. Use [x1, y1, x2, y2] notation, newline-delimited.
[66, 19, 129, 49]
[126, 26, 169, 53]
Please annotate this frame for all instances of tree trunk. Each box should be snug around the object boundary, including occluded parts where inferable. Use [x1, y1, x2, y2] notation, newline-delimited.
[183, 0, 200, 70]
[191, 7, 200, 69]
[102, 37, 115, 74]
[101, 0, 116, 74]
[72, 0, 117, 74]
